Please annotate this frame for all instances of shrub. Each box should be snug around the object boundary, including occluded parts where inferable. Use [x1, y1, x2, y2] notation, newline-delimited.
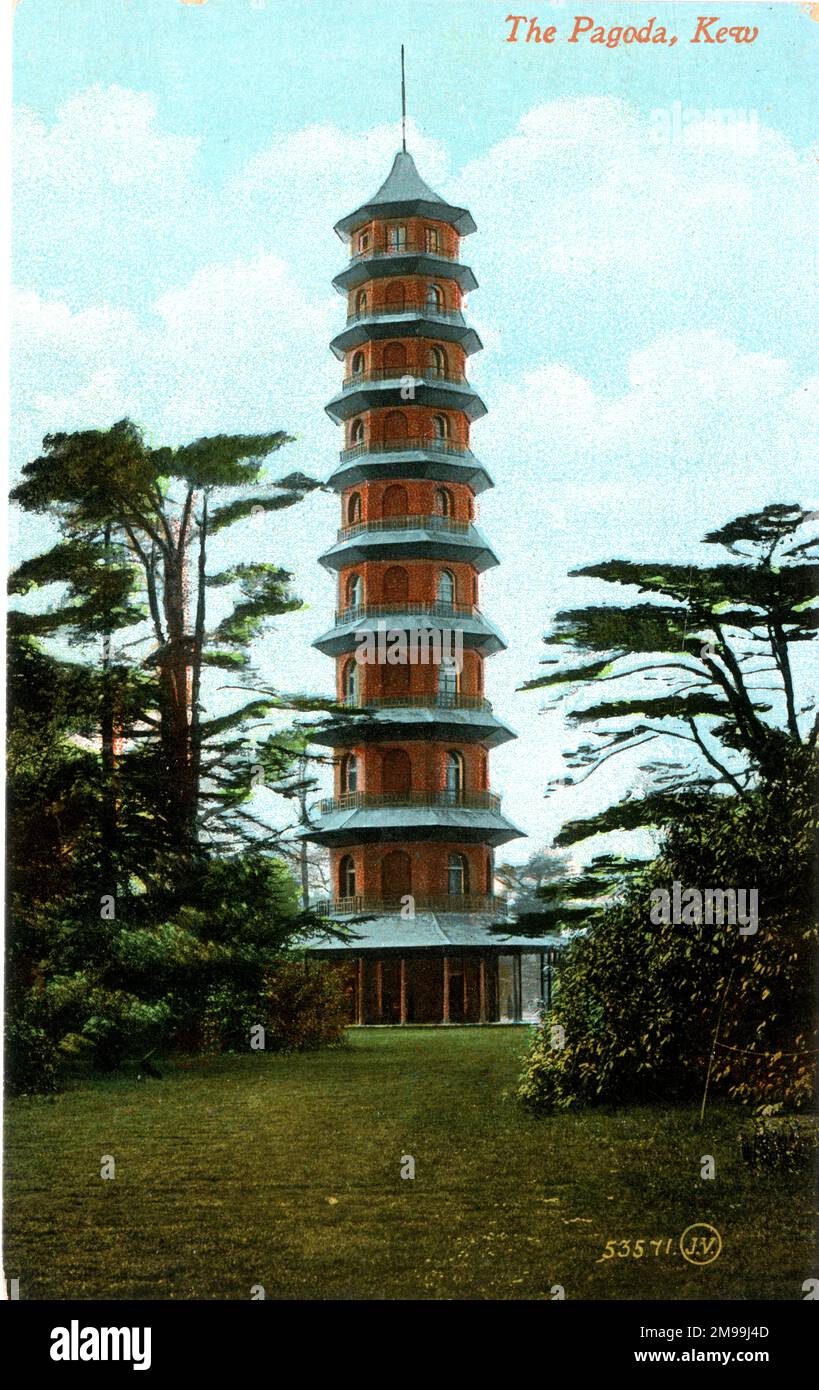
[739, 1108, 819, 1174]
[204, 957, 347, 1054]
[519, 760, 817, 1113]
[5, 1011, 62, 1095]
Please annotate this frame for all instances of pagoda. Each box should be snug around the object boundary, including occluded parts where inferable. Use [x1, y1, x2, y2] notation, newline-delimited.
[302, 141, 554, 1024]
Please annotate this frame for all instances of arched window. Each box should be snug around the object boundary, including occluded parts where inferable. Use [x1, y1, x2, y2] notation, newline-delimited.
[347, 493, 362, 525]
[445, 751, 464, 802]
[427, 346, 447, 379]
[388, 224, 407, 252]
[448, 853, 469, 897]
[339, 854, 356, 899]
[426, 283, 444, 311]
[425, 226, 440, 254]
[342, 658, 359, 705]
[382, 748, 411, 796]
[382, 850, 412, 901]
[383, 342, 407, 374]
[346, 573, 363, 610]
[351, 351, 365, 378]
[384, 411, 408, 440]
[355, 289, 368, 317]
[383, 566, 409, 606]
[385, 282, 405, 312]
[350, 417, 365, 445]
[434, 487, 453, 517]
[383, 662, 410, 698]
[432, 414, 450, 440]
[382, 484, 408, 518]
[341, 753, 358, 793]
[475, 659, 483, 694]
[486, 853, 494, 896]
[437, 658, 459, 705]
[437, 569, 455, 606]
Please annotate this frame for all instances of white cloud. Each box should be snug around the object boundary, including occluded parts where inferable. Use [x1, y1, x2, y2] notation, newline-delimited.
[455, 97, 818, 377]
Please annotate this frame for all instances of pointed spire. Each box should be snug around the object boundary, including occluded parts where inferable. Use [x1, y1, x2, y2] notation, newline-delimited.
[401, 45, 407, 155]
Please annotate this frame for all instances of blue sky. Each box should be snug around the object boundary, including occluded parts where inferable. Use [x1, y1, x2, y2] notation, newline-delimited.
[10, 0, 819, 863]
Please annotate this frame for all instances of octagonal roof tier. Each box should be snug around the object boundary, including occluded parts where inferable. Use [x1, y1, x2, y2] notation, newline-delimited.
[334, 151, 476, 241]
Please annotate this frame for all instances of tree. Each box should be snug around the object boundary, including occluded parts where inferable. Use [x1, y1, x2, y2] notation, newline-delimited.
[7, 421, 349, 1090]
[521, 504, 818, 847]
[495, 846, 647, 937]
[10, 419, 326, 860]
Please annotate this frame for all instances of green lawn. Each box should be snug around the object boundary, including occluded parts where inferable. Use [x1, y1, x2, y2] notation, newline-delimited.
[4, 1028, 814, 1300]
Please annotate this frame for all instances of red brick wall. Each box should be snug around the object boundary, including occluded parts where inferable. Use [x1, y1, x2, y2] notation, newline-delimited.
[348, 274, 463, 317]
[338, 558, 479, 610]
[333, 740, 489, 798]
[336, 646, 484, 700]
[331, 841, 494, 901]
[340, 479, 476, 526]
[345, 338, 467, 380]
[347, 216, 460, 260]
[344, 406, 470, 450]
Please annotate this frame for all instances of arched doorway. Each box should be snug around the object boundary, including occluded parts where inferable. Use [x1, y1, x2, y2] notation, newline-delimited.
[339, 855, 356, 899]
[383, 411, 407, 441]
[383, 342, 407, 374]
[383, 566, 409, 606]
[340, 753, 358, 793]
[385, 282, 405, 313]
[382, 747, 411, 795]
[382, 484, 408, 518]
[448, 852, 469, 896]
[445, 751, 464, 802]
[381, 850, 412, 901]
[341, 658, 360, 704]
[382, 663, 411, 699]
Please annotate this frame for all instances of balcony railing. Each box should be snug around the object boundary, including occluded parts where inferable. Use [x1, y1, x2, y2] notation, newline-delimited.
[345, 302, 465, 326]
[337, 513, 470, 542]
[313, 893, 508, 918]
[348, 238, 459, 265]
[341, 366, 467, 389]
[314, 789, 502, 816]
[338, 437, 469, 464]
[334, 600, 479, 626]
[340, 693, 492, 713]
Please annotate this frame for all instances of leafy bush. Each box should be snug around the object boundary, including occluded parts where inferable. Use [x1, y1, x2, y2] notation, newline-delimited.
[5, 1010, 62, 1095]
[519, 754, 818, 1112]
[205, 957, 347, 1054]
[6, 855, 343, 1091]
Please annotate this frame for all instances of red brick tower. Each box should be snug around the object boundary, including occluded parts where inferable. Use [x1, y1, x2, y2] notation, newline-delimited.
[306, 147, 522, 926]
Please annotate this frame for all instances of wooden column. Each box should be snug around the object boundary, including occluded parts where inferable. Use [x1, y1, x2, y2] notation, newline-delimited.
[479, 958, 487, 1023]
[356, 957, 365, 1025]
[442, 955, 450, 1023]
[399, 958, 407, 1024]
[376, 960, 383, 1022]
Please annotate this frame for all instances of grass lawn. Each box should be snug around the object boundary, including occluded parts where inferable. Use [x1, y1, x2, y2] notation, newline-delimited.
[4, 1027, 814, 1300]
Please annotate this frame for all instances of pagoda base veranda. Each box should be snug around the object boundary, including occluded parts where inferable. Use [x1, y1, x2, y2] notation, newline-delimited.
[303, 910, 562, 1025]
